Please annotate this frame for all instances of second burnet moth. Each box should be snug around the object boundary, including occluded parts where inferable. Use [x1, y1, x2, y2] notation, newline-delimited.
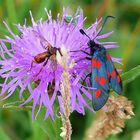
[80, 16, 123, 111]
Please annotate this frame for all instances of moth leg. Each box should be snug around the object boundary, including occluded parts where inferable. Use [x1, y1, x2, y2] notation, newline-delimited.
[70, 50, 81, 52]
[76, 57, 91, 63]
[82, 73, 92, 85]
[85, 57, 91, 60]
[70, 50, 90, 55]
[81, 50, 90, 55]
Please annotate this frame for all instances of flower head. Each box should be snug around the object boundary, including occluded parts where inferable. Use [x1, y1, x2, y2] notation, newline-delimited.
[0, 8, 121, 120]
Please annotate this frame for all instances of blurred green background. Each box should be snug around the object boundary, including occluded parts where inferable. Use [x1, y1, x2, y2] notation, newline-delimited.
[0, 0, 140, 140]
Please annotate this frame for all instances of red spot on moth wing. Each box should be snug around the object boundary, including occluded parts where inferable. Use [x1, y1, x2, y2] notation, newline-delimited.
[92, 58, 101, 69]
[96, 60, 101, 69]
[95, 89, 101, 98]
[111, 70, 116, 77]
[94, 76, 99, 81]
[92, 58, 96, 68]
[107, 71, 110, 78]
[99, 77, 106, 85]
[106, 53, 111, 61]
[117, 75, 121, 83]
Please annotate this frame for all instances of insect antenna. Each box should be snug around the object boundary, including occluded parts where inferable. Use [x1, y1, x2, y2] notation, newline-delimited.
[93, 16, 115, 40]
[80, 29, 91, 40]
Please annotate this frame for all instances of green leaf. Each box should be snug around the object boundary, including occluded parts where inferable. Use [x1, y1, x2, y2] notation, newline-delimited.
[122, 65, 140, 85]
[106, 135, 118, 140]
[6, 0, 18, 34]
[1, 100, 32, 111]
[35, 0, 51, 20]
[6, 0, 17, 22]
[30, 119, 49, 140]
[30, 106, 62, 140]
[54, 115, 62, 140]
[0, 127, 11, 140]
[17, 0, 30, 22]
[0, 23, 9, 37]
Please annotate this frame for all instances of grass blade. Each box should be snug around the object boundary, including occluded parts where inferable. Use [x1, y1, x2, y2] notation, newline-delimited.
[122, 65, 140, 85]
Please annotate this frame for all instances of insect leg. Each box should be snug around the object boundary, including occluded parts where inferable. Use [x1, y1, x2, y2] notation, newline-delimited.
[70, 50, 81, 52]
[81, 73, 91, 85]
[85, 57, 91, 60]
[28, 59, 36, 71]
[36, 56, 50, 76]
[81, 50, 90, 55]
[58, 48, 63, 56]
[70, 50, 90, 55]
[75, 57, 91, 63]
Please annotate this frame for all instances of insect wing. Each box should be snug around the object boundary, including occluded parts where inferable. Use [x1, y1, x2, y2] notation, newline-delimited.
[32, 30, 51, 49]
[106, 52, 122, 94]
[91, 57, 109, 111]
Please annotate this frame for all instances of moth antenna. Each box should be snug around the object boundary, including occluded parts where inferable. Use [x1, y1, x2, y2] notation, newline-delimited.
[79, 29, 91, 40]
[94, 16, 115, 39]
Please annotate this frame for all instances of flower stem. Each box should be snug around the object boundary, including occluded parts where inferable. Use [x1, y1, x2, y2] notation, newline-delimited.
[60, 70, 72, 140]
[57, 45, 72, 140]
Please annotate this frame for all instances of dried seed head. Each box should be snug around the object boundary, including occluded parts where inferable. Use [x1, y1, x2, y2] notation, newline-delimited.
[85, 95, 134, 140]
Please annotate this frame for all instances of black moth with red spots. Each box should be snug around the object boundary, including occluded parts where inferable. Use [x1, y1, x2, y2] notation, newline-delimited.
[80, 16, 123, 111]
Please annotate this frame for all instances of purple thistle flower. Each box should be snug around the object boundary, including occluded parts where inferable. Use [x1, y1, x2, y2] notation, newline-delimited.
[0, 8, 122, 120]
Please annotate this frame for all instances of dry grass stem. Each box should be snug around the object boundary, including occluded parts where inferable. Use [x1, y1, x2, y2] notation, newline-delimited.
[57, 45, 74, 140]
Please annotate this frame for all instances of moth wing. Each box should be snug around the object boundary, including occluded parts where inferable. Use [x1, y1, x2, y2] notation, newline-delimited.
[106, 52, 123, 94]
[91, 57, 109, 111]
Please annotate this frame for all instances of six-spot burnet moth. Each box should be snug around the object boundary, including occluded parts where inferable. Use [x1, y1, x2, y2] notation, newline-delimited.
[80, 16, 123, 111]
